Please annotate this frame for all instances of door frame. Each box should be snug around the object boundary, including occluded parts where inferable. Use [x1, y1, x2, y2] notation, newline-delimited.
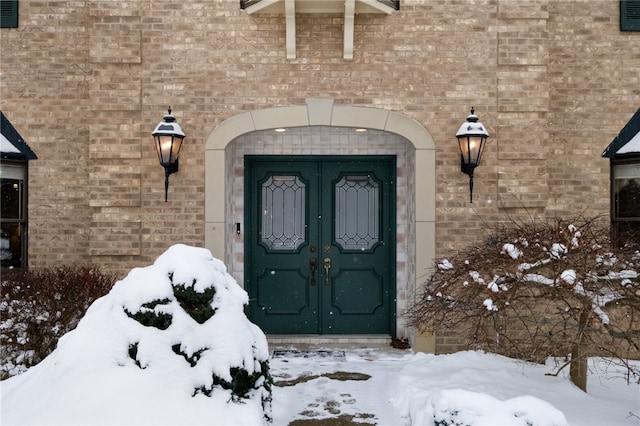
[244, 155, 397, 335]
[204, 99, 436, 349]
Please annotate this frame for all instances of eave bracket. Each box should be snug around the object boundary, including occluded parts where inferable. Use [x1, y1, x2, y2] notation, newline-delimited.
[241, 0, 398, 60]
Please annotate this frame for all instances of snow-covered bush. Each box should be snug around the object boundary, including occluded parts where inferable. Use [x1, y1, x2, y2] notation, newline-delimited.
[410, 217, 640, 392]
[1, 244, 272, 425]
[1, 265, 115, 379]
[122, 259, 273, 407]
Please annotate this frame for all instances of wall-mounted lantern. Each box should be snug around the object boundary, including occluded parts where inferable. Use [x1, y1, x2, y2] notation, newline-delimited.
[152, 107, 185, 202]
[456, 107, 489, 203]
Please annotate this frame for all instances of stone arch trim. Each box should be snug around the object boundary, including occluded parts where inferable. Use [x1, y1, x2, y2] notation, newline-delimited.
[205, 98, 435, 150]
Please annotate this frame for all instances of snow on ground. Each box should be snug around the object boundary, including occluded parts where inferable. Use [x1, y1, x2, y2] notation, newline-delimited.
[271, 347, 639, 426]
[392, 351, 640, 426]
[3, 343, 639, 425]
[271, 347, 408, 425]
[1, 244, 639, 425]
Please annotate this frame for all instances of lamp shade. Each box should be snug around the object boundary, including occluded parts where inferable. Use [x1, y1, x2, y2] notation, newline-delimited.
[456, 108, 489, 171]
[152, 109, 185, 168]
[151, 108, 186, 202]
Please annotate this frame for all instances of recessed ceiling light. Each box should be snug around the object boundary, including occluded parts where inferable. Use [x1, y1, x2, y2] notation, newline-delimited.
[355, 128, 367, 132]
[274, 128, 286, 133]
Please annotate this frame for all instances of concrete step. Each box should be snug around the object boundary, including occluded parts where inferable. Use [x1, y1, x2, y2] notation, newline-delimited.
[267, 334, 392, 348]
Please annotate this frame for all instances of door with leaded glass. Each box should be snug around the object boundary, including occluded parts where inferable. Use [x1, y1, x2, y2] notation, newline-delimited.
[245, 156, 395, 335]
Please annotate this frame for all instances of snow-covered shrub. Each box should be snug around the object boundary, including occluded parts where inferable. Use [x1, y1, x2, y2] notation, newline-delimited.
[1, 244, 272, 425]
[411, 217, 640, 392]
[123, 259, 273, 408]
[432, 389, 566, 426]
[0, 265, 115, 379]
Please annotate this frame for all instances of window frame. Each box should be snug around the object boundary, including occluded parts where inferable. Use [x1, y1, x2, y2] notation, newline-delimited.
[0, 0, 18, 29]
[1, 159, 30, 269]
[610, 155, 640, 248]
[621, 0, 640, 31]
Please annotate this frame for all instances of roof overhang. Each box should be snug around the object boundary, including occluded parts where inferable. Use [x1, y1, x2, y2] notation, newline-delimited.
[1, 111, 37, 161]
[240, 0, 399, 60]
[602, 107, 640, 158]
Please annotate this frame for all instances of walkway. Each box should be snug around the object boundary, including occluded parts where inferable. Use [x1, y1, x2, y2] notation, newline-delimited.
[269, 343, 412, 425]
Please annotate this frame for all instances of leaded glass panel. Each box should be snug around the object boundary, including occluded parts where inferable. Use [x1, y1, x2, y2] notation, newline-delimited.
[261, 175, 306, 251]
[334, 175, 379, 251]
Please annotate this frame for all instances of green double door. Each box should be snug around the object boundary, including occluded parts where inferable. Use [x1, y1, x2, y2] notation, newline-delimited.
[245, 156, 396, 335]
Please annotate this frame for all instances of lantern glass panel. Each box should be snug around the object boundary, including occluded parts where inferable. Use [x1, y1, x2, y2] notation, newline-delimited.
[458, 136, 470, 163]
[458, 135, 486, 166]
[472, 136, 486, 164]
[155, 135, 183, 165]
[169, 136, 183, 162]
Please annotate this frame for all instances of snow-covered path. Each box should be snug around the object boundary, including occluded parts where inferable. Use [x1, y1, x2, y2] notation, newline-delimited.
[270, 347, 409, 425]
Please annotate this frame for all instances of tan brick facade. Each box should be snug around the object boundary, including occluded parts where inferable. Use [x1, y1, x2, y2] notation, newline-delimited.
[1, 1, 639, 348]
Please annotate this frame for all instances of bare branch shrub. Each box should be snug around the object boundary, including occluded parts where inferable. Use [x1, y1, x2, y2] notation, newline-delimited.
[410, 216, 640, 392]
[1, 265, 116, 379]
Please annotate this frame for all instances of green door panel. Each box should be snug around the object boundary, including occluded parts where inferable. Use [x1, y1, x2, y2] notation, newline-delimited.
[245, 156, 396, 336]
[256, 268, 309, 314]
[246, 160, 319, 334]
[331, 269, 383, 315]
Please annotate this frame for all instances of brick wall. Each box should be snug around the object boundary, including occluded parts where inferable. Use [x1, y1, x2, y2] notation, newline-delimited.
[1, 1, 638, 291]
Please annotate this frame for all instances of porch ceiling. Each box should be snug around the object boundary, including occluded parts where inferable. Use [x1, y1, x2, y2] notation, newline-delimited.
[241, 0, 399, 60]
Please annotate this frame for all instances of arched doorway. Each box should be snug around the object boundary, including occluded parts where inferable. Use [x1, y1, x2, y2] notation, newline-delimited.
[205, 99, 435, 341]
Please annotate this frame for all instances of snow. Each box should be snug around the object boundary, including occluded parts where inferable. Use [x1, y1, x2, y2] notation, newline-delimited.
[455, 114, 489, 137]
[2, 244, 639, 425]
[469, 270, 485, 285]
[523, 273, 555, 286]
[560, 269, 577, 285]
[0, 133, 20, 154]
[617, 130, 640, 154]
[502, 243, 523, 259]
[438, 259, 454, 270]
[270, 348, 640, 426]
[548, 243, 568, 259]
[393, 351, 640, 426]
[483, 298, 498, 311]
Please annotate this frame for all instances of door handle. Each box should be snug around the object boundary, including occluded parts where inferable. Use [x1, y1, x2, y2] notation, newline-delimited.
[309, 257, 317, 286]
[323, 257, 331, 286]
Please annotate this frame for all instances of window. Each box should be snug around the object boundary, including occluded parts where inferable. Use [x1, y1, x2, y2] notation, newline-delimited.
[1, 163, 27, 268]
[0, 1, 18, 29]
[1, 111, 36, 268]
[603, 107, 640, 249]
[611, 159, 640, 247]
[621, 0, 640, 31]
